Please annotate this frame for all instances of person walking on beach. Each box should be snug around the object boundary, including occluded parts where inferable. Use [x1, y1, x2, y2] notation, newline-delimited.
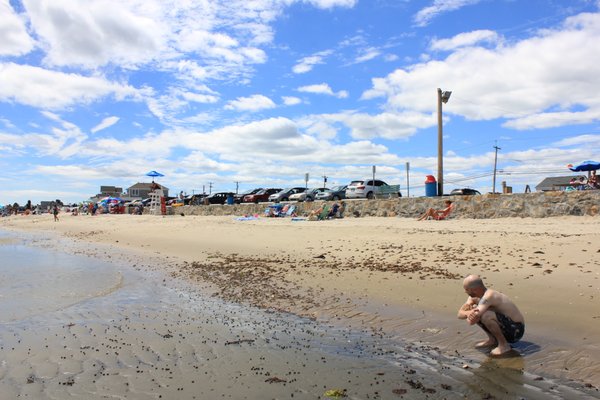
[457, 275, 525, 356]
[52, 205, 59, 222]
[418, 200, 454, 221]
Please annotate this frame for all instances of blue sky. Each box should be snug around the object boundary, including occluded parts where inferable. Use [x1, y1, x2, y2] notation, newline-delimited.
[1, 0, 599, 204]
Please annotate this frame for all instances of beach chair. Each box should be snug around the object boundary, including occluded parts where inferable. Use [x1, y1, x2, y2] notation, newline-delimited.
[277, 204, 290, 216]
[317, 205, 330, 220]
[280, 204, 296, 217]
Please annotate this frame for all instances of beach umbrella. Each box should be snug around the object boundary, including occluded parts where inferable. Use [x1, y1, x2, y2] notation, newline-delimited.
[568, 160, 600, 172]
[146, 170, 164, 183]
[146, 170, 164, 178]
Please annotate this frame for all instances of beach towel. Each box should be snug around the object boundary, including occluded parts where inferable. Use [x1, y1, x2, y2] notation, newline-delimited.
[236, 216, 258, 221]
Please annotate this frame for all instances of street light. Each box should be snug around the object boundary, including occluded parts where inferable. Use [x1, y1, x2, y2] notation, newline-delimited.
[437, 88, 451, 196]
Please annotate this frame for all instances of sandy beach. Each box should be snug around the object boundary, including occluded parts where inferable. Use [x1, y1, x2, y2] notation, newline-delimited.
[1, 212, 599, 398]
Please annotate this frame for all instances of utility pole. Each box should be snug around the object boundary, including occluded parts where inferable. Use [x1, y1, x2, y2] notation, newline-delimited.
[235, 181, 240, 194]
[492, 142, 501, 194]
[322, 175, 327, 189]
[208, 182, 213, 194]
[437, 88, 451, 196]
[406, 162, 410, 197]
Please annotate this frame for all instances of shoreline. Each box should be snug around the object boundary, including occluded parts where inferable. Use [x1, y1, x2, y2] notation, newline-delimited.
[1, 213, 599, 390]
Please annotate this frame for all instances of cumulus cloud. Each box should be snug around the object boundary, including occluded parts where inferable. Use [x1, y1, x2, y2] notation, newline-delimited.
[0, 63, 140, 110]
[24, 0, 167, 68]
[430, 30, 499, 51]
[91, 116, 120, 133]
[300, 111, 436, 140]
[363, 11, 600, 129]
[414, 0, 481, 27]
[298, 83, 348, 98]
[0, 0, 35, 56]
[225, 94, 276, 111]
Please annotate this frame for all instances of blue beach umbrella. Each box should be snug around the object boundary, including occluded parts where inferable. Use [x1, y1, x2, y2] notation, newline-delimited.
[146, 170, 164, 178]
[568, 160, 600, 172]
[146, 170, 164, 183]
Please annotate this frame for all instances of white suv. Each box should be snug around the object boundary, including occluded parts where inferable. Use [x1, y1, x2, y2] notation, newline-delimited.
[345, 179, 393, 199]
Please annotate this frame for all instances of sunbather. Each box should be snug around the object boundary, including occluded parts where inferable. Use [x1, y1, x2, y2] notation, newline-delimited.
[418, 200, 454, 221]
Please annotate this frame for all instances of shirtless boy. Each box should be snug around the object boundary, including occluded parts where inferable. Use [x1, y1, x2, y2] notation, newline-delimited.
[457, 275, 525, 355]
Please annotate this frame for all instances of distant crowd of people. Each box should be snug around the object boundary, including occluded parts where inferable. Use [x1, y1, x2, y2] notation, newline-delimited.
[567, 170, 599, 191]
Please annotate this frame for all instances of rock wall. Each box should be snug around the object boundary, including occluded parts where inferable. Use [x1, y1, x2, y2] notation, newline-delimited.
[168, 191, 600, 219]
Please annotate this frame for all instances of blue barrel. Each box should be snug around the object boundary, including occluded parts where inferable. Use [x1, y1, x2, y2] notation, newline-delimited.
[424, 175, 437, 197]
[226, 194, 234, 205]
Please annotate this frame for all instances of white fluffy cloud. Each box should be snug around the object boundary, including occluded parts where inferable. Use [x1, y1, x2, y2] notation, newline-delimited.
[0, 0, 35, 56]
[298, 83, 348, 98]
[363, 11, 600, 129]
[24, 0, 167, 68]
[225, 94, 276, 111]
[299, 111, 436, 140]
[0, 63, 140, 110]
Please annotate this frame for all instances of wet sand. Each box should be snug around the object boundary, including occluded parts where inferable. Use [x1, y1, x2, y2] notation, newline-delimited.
[1, 213, 599, 398]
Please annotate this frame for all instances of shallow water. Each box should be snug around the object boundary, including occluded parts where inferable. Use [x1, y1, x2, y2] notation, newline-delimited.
[0, 235, 123, 323]
[0, 231, 597, 399]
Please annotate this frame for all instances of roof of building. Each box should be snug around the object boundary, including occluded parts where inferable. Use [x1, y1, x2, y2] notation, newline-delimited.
[128, 182, 168, 190]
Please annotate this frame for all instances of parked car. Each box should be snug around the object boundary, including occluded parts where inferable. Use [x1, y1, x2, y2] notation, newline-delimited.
[450, 188, 481, 196]
[205, 192, 235, 204]
[235, 188, 263, 204]
[289, 187, 329, 202]
[243, 188, 282, 203]
[269, 187, 306, 202]
[345, 179, 399, 199]
[315, 185, 347, 201]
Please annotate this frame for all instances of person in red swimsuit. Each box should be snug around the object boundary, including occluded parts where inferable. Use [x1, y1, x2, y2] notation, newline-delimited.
[417, 200, 454, 221]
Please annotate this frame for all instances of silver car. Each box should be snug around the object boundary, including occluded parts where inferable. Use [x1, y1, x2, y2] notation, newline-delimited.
[268, 187, 306, 202]
[345, 179, 396, 199]
[289, 187, 328, 202]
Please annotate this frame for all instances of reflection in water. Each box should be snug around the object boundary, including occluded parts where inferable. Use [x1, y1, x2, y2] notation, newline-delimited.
[0, 236, 123, 322]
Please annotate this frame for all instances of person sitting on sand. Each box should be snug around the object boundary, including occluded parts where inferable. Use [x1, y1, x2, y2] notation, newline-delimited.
[307, 204, 325, 221]
[327, 202, 340, 219]
[417, 200, 454, 221]
[457, 275, 525, 356]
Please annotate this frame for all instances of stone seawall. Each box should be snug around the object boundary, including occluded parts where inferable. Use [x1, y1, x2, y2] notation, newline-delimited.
[168, 191, 600, 219]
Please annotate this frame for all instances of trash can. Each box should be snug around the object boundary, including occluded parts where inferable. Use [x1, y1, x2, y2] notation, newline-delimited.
[226, 194, 234, 205]
[425, 175, 437, 197]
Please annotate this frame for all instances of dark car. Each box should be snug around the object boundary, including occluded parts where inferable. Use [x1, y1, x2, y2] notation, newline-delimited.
[243, 188, 282, 203]
[234, 188, 263, 204]
[315, 185, 347, 201]
[450, 188, 481, 196]
[205, 192, 235, 204]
